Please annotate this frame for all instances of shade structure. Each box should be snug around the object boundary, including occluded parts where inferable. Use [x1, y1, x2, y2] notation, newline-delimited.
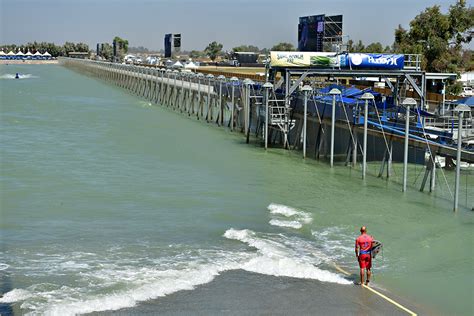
[184, 62, 198, 69]
[172, 61, 183, 68]
[33, 51, 43, 59]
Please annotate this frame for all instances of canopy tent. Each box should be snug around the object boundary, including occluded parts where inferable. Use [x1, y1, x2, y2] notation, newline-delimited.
[42, 51, 52, 57]
[16, 51, 25, 57]
[0, 51, 6, 56]
[33, 51, 43, 59]
[172, 61, 183, 68]
[7, 51, 15, 56]
[184, 62, 198, 69]
[25, 51, 33, 57]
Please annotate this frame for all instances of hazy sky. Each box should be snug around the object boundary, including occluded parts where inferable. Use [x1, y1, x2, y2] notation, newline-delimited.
[0, 0, 462, 51]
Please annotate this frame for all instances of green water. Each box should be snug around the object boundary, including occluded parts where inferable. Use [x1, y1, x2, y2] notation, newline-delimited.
[0, 64, 473, 315]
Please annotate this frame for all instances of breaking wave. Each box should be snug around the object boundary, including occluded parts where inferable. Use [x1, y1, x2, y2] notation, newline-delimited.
[267, 203, 312, 229]
[224, 228, 351, 285]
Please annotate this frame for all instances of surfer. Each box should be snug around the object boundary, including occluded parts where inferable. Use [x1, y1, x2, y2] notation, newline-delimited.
[355, 226, 374, 286]
[15, 73, 20, 79]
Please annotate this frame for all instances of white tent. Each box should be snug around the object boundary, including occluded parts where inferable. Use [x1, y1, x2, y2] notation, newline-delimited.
[16, 51, 25, 57]
[172, 61, 184, 68]
[25, 51, 33, 57]
[7, 51, 15, 56]
[42, 51, 52, 59]
[185, 62, 198, 69]
[0, 51, 6, 56]
[33, 51, 43, 59]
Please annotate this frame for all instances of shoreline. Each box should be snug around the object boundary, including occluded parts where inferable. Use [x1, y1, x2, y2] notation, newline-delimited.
[88, 270, 426, 316]
[0, 60, 58, 65]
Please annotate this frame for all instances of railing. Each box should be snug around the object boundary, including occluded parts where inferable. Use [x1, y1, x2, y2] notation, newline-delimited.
[403, 54, 422, 71]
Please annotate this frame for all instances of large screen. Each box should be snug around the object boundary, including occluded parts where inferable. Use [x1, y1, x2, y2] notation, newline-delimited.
[298, 15, 325, 52]
[298, 15, 343, 52]
[164, 34, 172, 58]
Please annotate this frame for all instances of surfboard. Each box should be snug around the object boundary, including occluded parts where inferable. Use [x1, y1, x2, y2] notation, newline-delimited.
[371, 240, 383, 258]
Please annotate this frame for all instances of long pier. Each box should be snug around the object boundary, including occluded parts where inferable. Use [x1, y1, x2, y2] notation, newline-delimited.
[59, 58, 472, 211]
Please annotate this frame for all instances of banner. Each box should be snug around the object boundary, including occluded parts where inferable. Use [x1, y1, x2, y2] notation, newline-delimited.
[270, 51, 339, 68]
[345, 53, 404, 70]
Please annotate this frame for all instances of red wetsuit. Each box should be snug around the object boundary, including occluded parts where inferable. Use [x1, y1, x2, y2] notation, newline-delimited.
[356, 233, 373, 269]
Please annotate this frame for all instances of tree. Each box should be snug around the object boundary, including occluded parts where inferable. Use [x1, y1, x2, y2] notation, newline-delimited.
[232, 45, 260, 53]
[100, 43, 114, 61]
[352, 40, 365, 52]
[270, 42, 295, 51]
[204, 41, 223, 61]
[75, 43, 89, 52]
[113, 36, 129, 53]
[189, 50, 205, 58]
[346, 39, 354, 52]
[365, 42, 384, 53]
[392, 0, 473, 73]
[63, 42, 77, 55]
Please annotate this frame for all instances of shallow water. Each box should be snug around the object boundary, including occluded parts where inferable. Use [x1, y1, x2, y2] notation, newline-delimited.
[0, 64, 473, 315]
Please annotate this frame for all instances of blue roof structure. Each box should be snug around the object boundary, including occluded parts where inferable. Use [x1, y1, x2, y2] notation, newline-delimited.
[454, 96, 474, 107]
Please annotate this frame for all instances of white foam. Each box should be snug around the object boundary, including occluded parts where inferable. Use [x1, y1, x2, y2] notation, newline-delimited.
[242, 256, 351, 284]
[42, 265, 229, 315]
[17, 251, 248, 316]
[267, 203, 312, 224]
[0, 263, 9, 270]
[0, 73, 37, 79]
[0, 288, 32, 303]
[269, 219, 303, 229]
[224, 228, 351, 285]
[10, 227, 352, 315]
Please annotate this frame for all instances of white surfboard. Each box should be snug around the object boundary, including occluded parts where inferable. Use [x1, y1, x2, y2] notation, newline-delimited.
[371, 240, 383, 258]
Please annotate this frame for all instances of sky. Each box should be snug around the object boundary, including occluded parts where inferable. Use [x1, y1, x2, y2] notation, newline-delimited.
[0, 0, 464, 51]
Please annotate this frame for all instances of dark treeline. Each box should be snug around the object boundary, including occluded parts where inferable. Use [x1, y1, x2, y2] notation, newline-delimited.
[0, 42, 90, 57]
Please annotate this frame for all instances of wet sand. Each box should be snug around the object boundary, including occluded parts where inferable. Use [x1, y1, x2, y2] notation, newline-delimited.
[90, 270, 423, 316]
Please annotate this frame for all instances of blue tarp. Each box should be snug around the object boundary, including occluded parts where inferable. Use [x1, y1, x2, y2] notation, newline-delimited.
[454, 96, 474, 106]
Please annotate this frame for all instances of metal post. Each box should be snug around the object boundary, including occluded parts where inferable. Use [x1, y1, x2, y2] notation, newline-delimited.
[403, 104, 410, 191]
[453, 104, 470, 212]
[301, 86, 312, 158]
[243, 79, 254, 138]
[363, 99, 368, 178]
[402, 98, 416, 192]
[230, 77, 238, 131]
[263, 82, 273, 150]
[265, 88, 269, 149]
[197, 74, 202, 118]
[206, 74, 214, 122]
[360, 93, 374, 179]
[218, 75, 225, 125]
[329, 88, 341, 166]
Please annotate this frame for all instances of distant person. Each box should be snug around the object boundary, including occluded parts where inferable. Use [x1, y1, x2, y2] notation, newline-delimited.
[355, 226, 374, 285]
[15, 73, 20, 79]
